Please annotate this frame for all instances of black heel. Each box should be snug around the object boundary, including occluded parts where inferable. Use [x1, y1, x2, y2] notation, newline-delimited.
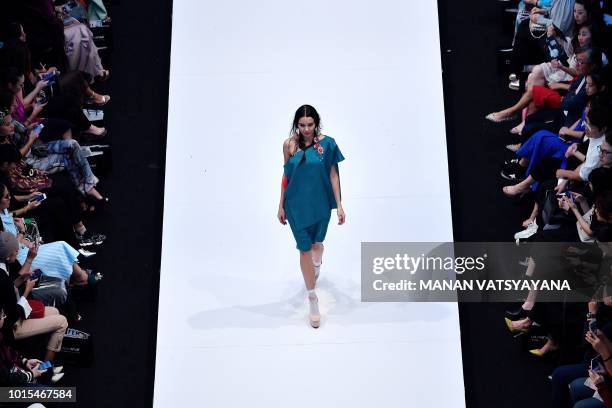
[505, 307, 529, 321]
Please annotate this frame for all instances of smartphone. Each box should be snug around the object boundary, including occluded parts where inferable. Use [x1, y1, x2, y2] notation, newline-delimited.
[591, 355, 606, 374]
[41, 71, 56, 81]
[29, 270, 42, 281]
[589, 319, 597, 334]
[30, 193, 47, 204]
[32, 123, 44, 134]
[38, 361, 52, 370]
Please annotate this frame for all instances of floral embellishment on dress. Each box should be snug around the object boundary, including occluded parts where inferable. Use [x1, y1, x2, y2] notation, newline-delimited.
[314, 136, 324, 160]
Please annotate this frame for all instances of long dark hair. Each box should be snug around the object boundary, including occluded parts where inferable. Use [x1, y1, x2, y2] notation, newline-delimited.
[290, 104, 321, 164]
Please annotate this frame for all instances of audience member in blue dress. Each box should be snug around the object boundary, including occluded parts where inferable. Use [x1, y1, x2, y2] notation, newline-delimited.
[503, 96, 608, 197]
[277, 105, 345, 329]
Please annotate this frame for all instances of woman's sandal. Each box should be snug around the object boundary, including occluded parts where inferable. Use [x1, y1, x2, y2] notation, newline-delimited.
[528, 342, 559, 358]
[86, 196, 110, 213]
[95, 69, 110, 82]
[82, 127, 108, 139]
[505, 143, 522, 153]
[485, 112, 517, 123]
[86, 93, 111, 106]
[502, 185, 529, 198]
[510, 123, 524, 135]
[504, 317, 530, 334]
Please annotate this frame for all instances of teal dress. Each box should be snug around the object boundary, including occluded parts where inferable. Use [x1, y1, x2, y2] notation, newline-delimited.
[283, 136, 345, 251]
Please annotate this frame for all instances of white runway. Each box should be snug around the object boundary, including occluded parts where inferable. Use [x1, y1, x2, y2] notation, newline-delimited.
[154, 1, 465, 407]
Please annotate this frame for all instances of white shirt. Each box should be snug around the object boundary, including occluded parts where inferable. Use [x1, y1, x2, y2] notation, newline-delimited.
[579, 136, 605, 181]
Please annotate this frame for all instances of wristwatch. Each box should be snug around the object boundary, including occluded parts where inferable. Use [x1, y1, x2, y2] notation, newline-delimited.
[587, 312, 597, 319]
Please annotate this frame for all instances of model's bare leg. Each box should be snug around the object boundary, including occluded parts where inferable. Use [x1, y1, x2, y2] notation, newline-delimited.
[312, 243, 324, 280]
[300, 250, 316, 290]
[300, 250, 320, 327]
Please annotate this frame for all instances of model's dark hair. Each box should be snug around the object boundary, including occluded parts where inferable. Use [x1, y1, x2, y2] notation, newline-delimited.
[290, 104, 321, 165]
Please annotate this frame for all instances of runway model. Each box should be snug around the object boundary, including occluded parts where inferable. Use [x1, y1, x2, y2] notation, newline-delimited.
[277, 105, 345, 328]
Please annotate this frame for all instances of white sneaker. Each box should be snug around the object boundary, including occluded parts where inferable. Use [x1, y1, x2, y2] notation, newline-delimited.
[51, 372, 64, 383]
[78, 248, 96, 257]
[514, 221, 538, 242]
[53, 366, 63, 374]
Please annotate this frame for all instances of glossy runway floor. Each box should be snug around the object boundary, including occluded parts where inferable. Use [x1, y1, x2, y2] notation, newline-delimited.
[154, 1, 465, 406]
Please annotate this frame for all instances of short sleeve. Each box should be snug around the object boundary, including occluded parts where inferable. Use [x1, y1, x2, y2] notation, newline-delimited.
[325, 137, 345, 172]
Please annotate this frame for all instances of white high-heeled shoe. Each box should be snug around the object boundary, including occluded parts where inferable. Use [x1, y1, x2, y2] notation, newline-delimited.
[308, 294, 321, 329]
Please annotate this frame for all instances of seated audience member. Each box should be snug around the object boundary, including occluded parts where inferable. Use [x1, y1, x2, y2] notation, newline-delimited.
[551, 326, 612, 408]
[487, 47, 602, 133]
[41, 71, 108, 137]
[0, 232, 67, 363]
[509, 0, 576, 88]
[0, 67, 48, 126]
[505, 168, 612, 352]
[0, 307, 64, 385]
[502, 70, 607, 179]
[0, 143, 106, 247]
[503, 102, 609, 196]
[0, 183, 103, 296]
[0, 107, 108, 202]
[57, 4, 110, 82]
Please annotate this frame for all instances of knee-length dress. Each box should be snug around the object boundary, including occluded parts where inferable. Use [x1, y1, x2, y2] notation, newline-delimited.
[283, 136, 344, 250]
[0, 210, 78, 280]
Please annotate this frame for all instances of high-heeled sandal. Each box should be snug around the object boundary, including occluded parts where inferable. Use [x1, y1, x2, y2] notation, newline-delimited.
[529, 342, 559, 358]
[504, 317, 530, 334]
[308, 295, 321, 329]
[502, 185, 530, 198]
[505, 307, 529, 321]
[85, 92, 111, 106]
